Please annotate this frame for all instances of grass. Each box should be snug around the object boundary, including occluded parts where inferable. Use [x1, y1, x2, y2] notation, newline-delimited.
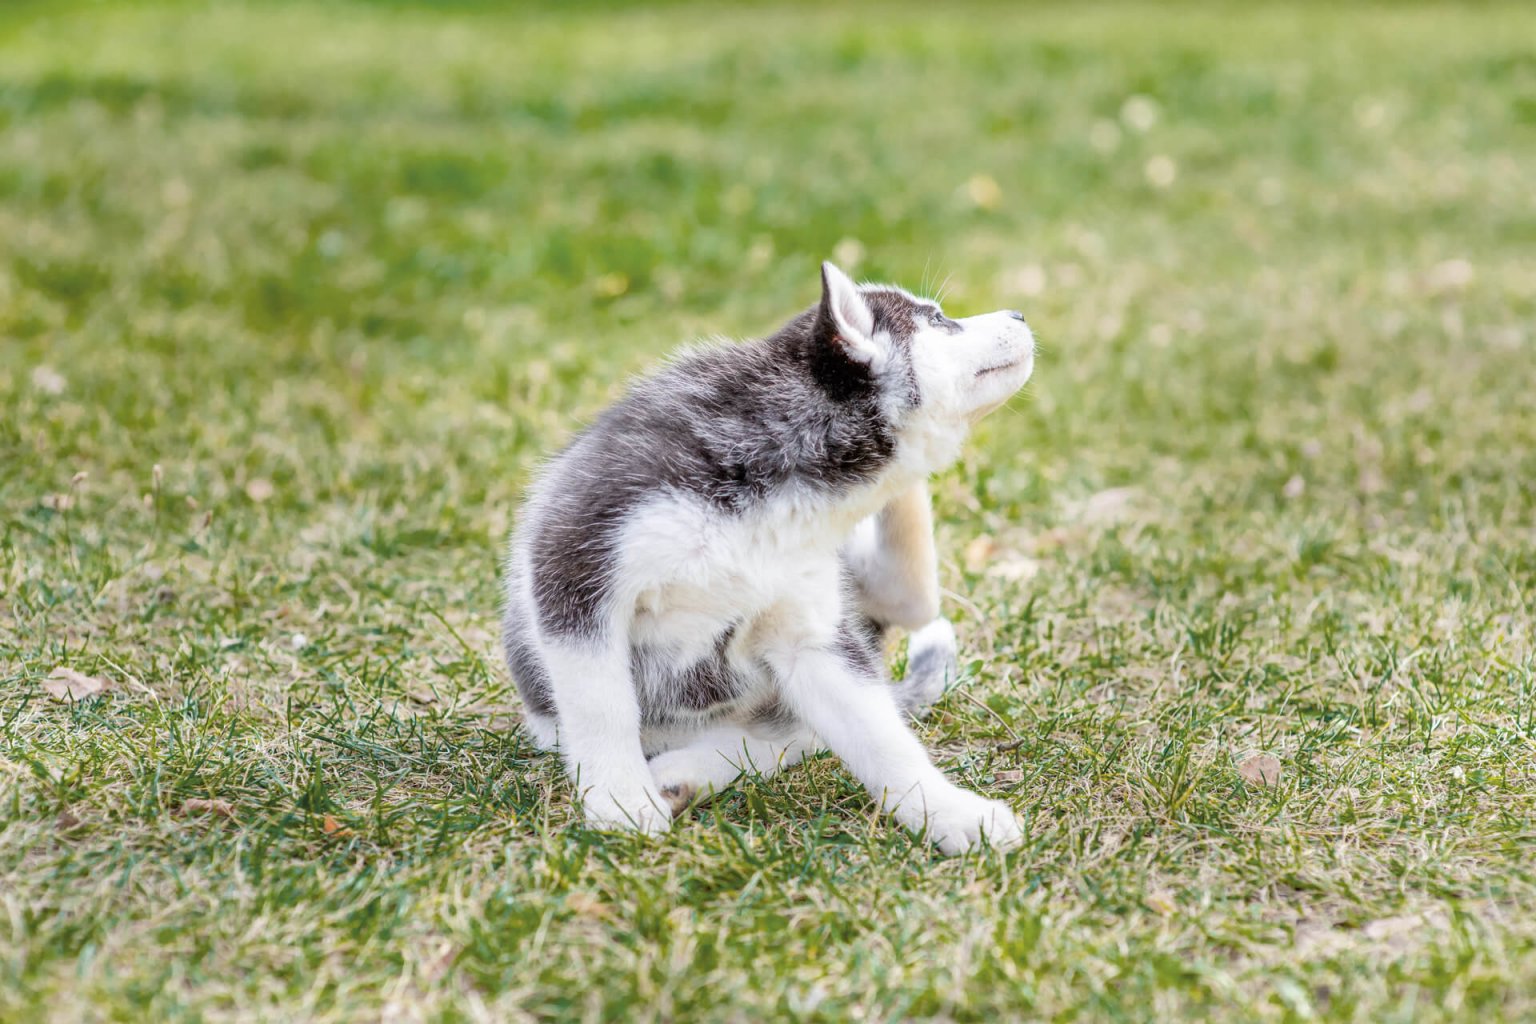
[3, 0, 1536, 1019]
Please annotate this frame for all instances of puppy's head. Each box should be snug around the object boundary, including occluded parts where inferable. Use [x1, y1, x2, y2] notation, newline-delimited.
[813, 260, 1035, 448]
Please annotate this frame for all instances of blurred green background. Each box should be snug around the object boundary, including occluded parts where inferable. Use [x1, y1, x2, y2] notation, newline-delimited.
[3, 2, 1535, 1021]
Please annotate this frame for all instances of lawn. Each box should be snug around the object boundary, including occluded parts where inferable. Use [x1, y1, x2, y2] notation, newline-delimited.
[3, 1, 1535, 1020]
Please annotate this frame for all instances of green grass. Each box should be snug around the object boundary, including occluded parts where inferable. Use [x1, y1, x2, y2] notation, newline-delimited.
[3, 1, 1536, 1019]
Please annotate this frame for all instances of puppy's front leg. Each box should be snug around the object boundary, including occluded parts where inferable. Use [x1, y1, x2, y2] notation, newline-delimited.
[769, 644, 1022, 854]
[542, 632, 670, 835]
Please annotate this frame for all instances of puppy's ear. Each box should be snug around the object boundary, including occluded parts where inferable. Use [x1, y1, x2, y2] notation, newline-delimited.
[818, 261, 882, 366]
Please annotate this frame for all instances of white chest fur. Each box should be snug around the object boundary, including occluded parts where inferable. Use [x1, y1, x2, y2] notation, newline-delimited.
[621, 474, 905, 663]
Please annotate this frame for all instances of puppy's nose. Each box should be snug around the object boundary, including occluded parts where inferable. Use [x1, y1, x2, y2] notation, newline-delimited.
[1006, 310, 1026, 321]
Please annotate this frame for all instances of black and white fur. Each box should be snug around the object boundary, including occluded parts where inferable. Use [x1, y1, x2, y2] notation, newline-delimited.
[501, 262, 1034, 853]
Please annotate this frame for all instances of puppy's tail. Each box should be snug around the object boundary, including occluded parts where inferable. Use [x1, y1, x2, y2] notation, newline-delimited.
[895, 617, 961, 717]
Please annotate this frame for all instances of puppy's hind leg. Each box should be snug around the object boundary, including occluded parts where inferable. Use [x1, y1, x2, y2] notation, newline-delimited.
[897, 617, 960, 716]
[843, 482, 960, 713]
[845, 482, 941, 630]
[647, 718, 817, 815]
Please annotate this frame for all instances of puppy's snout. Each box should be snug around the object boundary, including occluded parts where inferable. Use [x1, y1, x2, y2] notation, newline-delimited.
[1005, 310, 1026, 322]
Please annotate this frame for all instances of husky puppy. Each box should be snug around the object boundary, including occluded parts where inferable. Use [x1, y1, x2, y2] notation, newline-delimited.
[501, 262, 1034, 853]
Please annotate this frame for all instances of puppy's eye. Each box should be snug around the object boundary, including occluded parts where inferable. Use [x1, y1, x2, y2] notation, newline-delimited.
[929, 310, 946, 326]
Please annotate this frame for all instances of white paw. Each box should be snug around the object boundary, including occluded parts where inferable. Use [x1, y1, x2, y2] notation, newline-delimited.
[901, 617, 960, 713]
[647, 749, 730, 815]
[581, 786, 671, 836]
[894, 787, 1024, 855]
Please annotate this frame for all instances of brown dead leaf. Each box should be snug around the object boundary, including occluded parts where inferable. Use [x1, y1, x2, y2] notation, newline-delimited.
[43, 667, 109, 701]
[182, 798, 237, 819]
[1026, 526, 1078, 554]
[321, 814, 354, 837]
[963, 535, 997, 572]
[564, 891, 613, 919]
[423, 941, 460, 982]
[993, 769, 1025, 783]
[56, 809, 84, 833]
[1238, 753, 1282, 787]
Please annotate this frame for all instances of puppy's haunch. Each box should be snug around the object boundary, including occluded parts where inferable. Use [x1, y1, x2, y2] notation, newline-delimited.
[501, 261, 1034, 853]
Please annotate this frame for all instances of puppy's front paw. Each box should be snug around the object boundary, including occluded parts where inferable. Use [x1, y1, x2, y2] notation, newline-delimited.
[581, 786, 671, 837]
[896, 787, 1024, 855]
